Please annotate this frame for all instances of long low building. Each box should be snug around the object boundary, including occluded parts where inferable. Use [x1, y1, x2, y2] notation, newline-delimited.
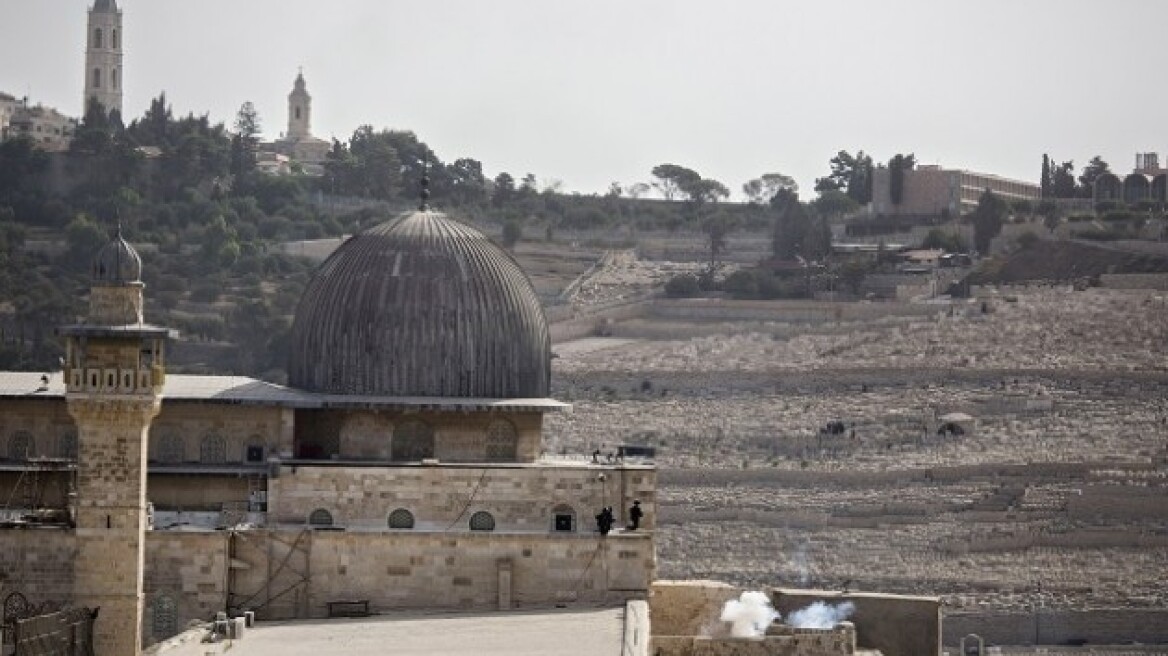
[870, 164, 1040, 218]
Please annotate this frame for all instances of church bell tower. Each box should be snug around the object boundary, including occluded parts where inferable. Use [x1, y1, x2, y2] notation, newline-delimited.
[287, 69, 312, 140]
[84, 0, 124, 118]
[61, 228, 170, 656]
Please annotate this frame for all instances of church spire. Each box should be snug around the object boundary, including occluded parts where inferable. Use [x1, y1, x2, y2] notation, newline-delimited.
[84, 0, 124, 117]
[287, 69, 312, 140]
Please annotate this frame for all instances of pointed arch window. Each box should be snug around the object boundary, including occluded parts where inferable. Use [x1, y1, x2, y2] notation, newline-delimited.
[295, 107, 301, 120]
[485, 420, 518, 461]
[151, 595, 177, 640]
[200, 433, 226, 464]
[93, 28, 103, 49]
[8, 431, 34, 461]
[159, 434, 185, 464]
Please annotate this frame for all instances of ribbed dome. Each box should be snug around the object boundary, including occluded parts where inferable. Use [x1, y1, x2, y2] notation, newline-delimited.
[92, 229, 141, 283]
[288, 210, 550, 398]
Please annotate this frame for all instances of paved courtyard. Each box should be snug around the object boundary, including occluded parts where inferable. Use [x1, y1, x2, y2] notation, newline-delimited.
[196, 608, 626, 656]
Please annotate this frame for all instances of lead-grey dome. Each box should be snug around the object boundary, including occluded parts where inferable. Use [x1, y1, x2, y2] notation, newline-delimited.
[92, 229, 141, 283]
[288, 210, 550, 398]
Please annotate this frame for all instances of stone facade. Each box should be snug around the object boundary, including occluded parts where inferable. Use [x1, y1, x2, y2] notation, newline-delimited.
[292, 409, 544, 462]
[268, 463, 656, 532]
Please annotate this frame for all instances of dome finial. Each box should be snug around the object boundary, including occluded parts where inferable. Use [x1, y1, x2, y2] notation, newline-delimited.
[419, 156, 431, 211]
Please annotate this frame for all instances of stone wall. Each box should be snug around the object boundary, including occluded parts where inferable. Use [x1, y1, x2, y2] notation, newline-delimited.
[292, 409, 544, 463]
[653, 631, 855, 656]
[772, 588, 941, 656]
[649, 580, 741, 637]
[143, 532, 230, 645]
[943, 609, 1168, 647]
[550, 300, 649, 343]
[267, 463, 656, 531]
[226, 529, 654, 617]
[149, 403, 285, 464]
[645, 298, 941, 325]
[0, 529, 76, 604]
[0, 398, 77, 461]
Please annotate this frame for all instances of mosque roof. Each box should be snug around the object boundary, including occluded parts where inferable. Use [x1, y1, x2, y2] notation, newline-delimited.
[288, 209, 551, 400]
[92, 0, 118, 12]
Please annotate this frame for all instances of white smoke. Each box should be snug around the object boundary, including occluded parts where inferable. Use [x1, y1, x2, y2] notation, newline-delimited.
[790, 541, 812, 586]
[786, 601, 856, 629]
[719, 591, 780, 638]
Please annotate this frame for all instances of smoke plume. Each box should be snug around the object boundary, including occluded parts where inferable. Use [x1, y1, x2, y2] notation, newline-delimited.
[786, 601, 856, 629]
[719, 591, 779, 638]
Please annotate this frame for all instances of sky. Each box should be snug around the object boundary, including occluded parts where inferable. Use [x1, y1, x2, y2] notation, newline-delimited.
[2, 0, 1167, 200]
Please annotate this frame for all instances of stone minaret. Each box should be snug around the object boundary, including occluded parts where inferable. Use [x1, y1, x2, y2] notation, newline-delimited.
[287, 69, 312, 139]
[84, 0, 124, 118]
[62, 229, 170, 656]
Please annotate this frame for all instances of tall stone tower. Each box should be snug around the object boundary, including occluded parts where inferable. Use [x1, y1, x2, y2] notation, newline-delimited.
[61, 229, 170, 656]
[83, 0, 124, 118]
[287, 69, 312, 139]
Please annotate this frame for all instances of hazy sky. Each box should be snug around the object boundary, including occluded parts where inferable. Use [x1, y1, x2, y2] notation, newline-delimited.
[3, 1, 1166, 199]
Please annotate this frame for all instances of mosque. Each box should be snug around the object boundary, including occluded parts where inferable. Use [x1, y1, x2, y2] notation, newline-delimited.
[0, 175, 655, 654]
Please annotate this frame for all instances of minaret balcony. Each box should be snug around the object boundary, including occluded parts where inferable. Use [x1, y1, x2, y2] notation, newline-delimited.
[65, 365, 164, 395]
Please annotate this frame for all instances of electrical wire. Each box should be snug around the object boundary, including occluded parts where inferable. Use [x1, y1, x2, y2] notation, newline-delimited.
[444, 467, 490, 531]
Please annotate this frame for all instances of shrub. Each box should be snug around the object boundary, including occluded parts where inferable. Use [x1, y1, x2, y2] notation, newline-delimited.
[1101, 210, 1134, 223]
[664, 274, 700, 298]
[723, 270, 760, 299]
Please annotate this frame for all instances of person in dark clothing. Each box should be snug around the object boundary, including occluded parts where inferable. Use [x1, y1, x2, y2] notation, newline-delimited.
[595, 506, 614, 535]
[627, 500, 643, 531]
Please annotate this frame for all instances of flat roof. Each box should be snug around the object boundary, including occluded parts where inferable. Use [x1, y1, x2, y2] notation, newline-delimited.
[166, 608, 626, 656]
[0, 372, 569, 412]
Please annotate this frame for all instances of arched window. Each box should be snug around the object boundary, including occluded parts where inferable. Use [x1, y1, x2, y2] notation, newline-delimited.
[294, 107, 301, 120]
[485, 420, 518, 461]
[200, 434, 226, 464]
[93, 28, 103, 49]
[388, 508, 415, 529]
[392, 420, 434, 461]
[151, 595, 177, 639]
[112, 29, 119, 50]
[8, 431, 34, 461]
[469, 511, 495, 532]
[308, 508, 333, 526]
[552, 504, 576, 533]
[92, 68, 101, 89]
[159, 434, 184, 464]
[57, 432, 78, 460]
[112, 68, 119, 90]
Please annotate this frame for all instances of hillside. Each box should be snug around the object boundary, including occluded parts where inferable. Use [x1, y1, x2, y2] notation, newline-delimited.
[971, 240, 1168, 284]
